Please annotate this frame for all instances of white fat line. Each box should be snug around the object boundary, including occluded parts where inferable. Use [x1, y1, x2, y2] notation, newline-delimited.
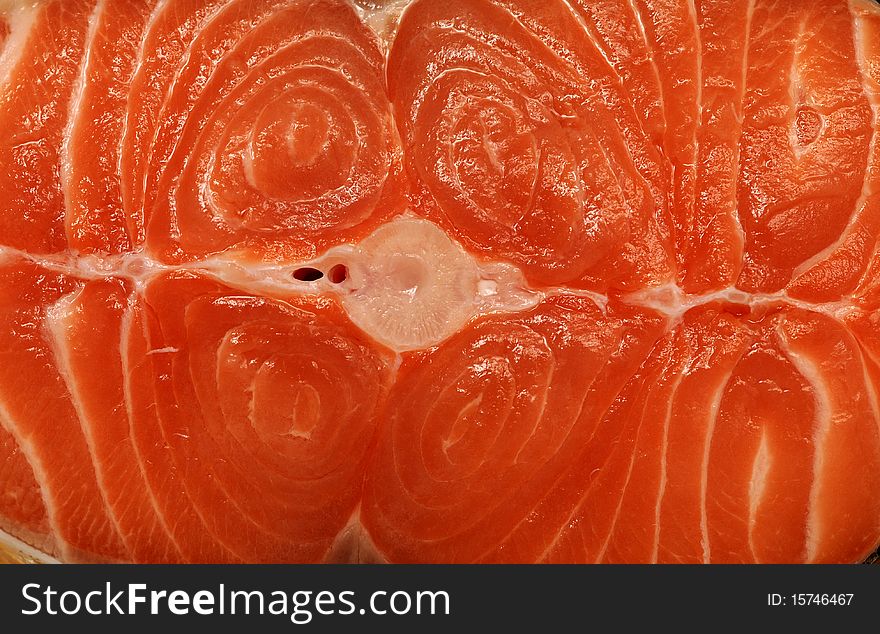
[652, 367, 682, 563]
[560, 0, 672, 213]
[700, 365, 739, 564]
[0, 245, 170, 281]
[512, 351, 555, 466]
[559, 0, 622, 86]
[595, 382, 655, 563]
[533, 343, 648, 563]
[118, 299, 186, 561]
[627, 0, 666, 138]
[747, 430, 770, 562]
[145, 346, 179, 355]
[60, 0, 104, 243]
[689, 0, 702, 178]
[722, 1, 750, 274]
[849, 323, 880, 454]
[728, 0, 755, 261]
[0, 399, 67, 561]
[119, 0, 170, 245]
[745, 6, 765, 95]
[43, 284, 131, 559]
[787, 14, 806, 124]
[775, 322, 832, 564]
[621, 282, 750, 320]
[137, 0, 234, 236]
[119, 300, 243, 563]
[0, 239, 870, 325]
[622, 280, 859, 323]
[0, 0, 39, 90]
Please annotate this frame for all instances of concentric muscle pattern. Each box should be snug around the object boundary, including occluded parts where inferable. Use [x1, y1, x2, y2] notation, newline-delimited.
[363, 296, 668, 562]
[388, 0, 673, 289]
[737, 1, 874, 295]
[364, 299, 880, 563]
[1, 0, 880, 564]
[134, 272, 394, 562]
[139, 0, 406, 263]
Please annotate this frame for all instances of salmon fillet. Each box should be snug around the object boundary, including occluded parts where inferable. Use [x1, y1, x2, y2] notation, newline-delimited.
[0, 0, 879, 563]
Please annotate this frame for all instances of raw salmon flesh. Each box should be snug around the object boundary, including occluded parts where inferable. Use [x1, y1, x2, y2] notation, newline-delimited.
[0, 0, 880, 563]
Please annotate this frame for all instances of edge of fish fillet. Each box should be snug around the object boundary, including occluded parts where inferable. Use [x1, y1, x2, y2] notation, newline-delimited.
[0, 0, 878, 564]
[0, 527, 57, 564]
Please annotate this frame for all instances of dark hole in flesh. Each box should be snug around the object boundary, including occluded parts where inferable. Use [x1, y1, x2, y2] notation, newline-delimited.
[328, 264, 348, 284]
[293, 267, 324, 282]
